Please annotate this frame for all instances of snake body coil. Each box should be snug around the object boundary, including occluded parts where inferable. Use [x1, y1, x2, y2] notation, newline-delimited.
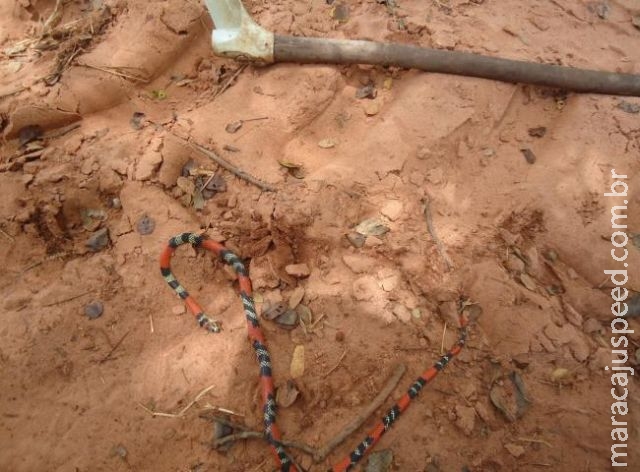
[160, 233, 468, 472]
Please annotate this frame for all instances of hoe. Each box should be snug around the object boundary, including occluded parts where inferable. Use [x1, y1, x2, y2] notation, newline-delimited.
[204, 0, 640, 96]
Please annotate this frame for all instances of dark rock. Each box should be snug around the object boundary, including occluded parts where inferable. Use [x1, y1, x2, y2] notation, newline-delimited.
[85, 301, 104, 320]
[86, 228, 110, 251]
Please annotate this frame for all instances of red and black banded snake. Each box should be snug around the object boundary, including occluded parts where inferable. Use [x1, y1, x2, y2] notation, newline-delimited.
[160, 232, 469, 472]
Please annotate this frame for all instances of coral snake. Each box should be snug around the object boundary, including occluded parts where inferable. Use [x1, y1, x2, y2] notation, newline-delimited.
[160, 232, 469, 472]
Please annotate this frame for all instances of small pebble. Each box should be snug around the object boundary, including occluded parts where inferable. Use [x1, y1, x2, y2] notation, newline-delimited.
[332, 2, 350, 21]
[136, 214, 155, 235]
[365, 449, 393, 472]
[112, 444, 128, 460]
[520, 148, 536, 164]
[111, 197, 122, 209]
[172, 305, 186, 316]
[346, 232, 366, 248]
[130, 112, 146, 130]
[617, 101, 640, 114]
[275, 309, 299, 329]
[206, 173, 227, 192]
[262, 300, 288, 320]
[355, 84, 377, 99]
[504, 443, 525, 458]
[527, 127, 547, 138]
[285, 263, 310, 278]
[86, 228, 110, 252]
[364, 101, 381, 116]
[85, 301, 104, 320]
[335, 331, 345, 342]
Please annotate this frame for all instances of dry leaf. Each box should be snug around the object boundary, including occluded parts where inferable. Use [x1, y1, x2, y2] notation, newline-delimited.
[290, 345, 305, 378]
[489, 372, 530, 422]
[176, 176, 196, 196]
[551, 368, 570, 382]
[278, 160, 306, 179]
[274, 309, 299, 329]
[276, 380, 300, 408]
[318, 138, 338, 149]
[193, 187, 205, 210]
[355, 218, 389, 237]
[518, 273, 537, 291]
[80, 208, 106, 232]
[288, 286, 305, 309]
[278, 160, 302, 169]
[296, 304, 312, 326]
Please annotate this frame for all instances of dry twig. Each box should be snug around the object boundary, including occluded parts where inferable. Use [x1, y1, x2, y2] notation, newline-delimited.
[213, 431, 317, 456]
[21, 252, 68, 274]
[138, 384, 217, 418]
[212, 64, 248, 100]
[75, 61, 150, 83]
[517, 437, 553, 448]
[440, 322, 447, 355]
[422, 197, 454, 271]
[322, 349, 347, 378]
[44, 122, 81, 139]
[0, 228, 15, 242]
[188, 141, 275, 192]
[314, 363, 406, 462]
[99, 330, 130, 364]
[42, 289, 93, 307]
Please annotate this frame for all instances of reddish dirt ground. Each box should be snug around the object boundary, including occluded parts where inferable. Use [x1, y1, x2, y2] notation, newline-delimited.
[1, 0, 640, 471]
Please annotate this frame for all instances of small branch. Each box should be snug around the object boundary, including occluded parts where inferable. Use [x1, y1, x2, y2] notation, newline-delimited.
[41, 289, 93, 307]
[20, 252, 68, 274]
[213, 431, 317, 457]
[517, 437, 553, 448]
[99, 330, 130, 364]
[322, 349, 347, 378]
[137, 384, 218, 418]
[440, 322, 447, 355]
[309, 313, 326, 331]
[314, 363, 406, 462]
[0, 228, 15, 242]
[213, 64, 248, 100]
[189, 141, 275, 192]
[75, 61, 150, 83]
[44, 122, 81, 140]
[41, 0, 63, 36]
[422, 197, 453, 271]
[199, 412, 250, 431]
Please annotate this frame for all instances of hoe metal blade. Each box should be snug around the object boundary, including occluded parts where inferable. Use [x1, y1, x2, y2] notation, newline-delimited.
[203, 0, 274, 62]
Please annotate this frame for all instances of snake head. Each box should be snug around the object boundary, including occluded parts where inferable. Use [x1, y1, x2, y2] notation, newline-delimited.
[196, 313, 222, 333]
